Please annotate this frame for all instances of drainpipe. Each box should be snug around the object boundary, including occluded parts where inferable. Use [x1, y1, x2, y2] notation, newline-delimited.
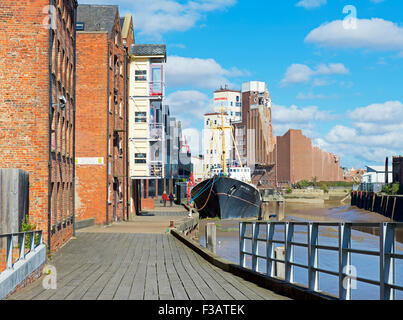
[125, 47, 129, 220]
[106, 42, 110, 225]
[72, 2, 77, 237]
[47, 0, 54, 252]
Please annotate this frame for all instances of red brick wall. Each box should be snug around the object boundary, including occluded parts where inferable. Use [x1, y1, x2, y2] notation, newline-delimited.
[313, 146, 323, 182]
[276, 129, 344, 185]
[75, 32, 108, 224]
[291, 130, 313, 183]
[0, 0, 50, 240]
[276, 131, 291, 185]
[0, 1, 76, 253]
[75, 10, 128, 225]
[107, 14, 127, 224]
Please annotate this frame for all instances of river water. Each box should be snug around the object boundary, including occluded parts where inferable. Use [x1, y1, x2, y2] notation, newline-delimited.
[199, 201, 403, 300]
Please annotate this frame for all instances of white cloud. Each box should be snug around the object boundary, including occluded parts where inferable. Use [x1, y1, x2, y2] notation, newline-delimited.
[297, 92, 327, 100]
[272, 103, 334, 137]
[296, 0, 326, 9]
[317, 101, 403, 166]
[78, 0, 236, 39]
[305, 18, 403, 51]
[281, 63, 349, 86]
[348, 100, 403, 124]
[165, 90, 213, 121]
[166, 56, 247, 90]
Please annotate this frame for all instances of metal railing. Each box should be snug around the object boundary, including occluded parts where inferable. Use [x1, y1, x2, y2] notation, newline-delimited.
[0, 231, 43, 271]
[239, 221, 403, 300]
[149, 123, 165, 140]
[149, 81, 165, 97]
[150, 161, 164, 178]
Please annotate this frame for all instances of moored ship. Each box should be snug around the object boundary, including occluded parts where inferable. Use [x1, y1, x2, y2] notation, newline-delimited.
[190, 173, 262, 219]
[190, 105, 262, 220]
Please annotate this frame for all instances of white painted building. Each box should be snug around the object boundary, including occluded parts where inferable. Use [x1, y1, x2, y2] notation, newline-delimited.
[213, 88, 242, 123]
[191, 156, 204, 182]
[362, 165, 393, 183]
[128, 44, 166, 179]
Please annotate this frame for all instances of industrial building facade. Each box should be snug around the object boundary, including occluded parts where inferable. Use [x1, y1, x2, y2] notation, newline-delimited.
[276, 129, 344, 186]
[75, 5, 131, 225]
[0, 0, 78, 252]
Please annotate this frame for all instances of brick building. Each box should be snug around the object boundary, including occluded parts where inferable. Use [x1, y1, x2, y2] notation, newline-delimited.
[276, 129, 344, 186]
[0, 0, 78, 252]
[75, 5, 132, 225]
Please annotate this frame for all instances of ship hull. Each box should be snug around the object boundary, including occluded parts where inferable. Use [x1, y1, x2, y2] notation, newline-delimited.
[190, 176, 262, 220]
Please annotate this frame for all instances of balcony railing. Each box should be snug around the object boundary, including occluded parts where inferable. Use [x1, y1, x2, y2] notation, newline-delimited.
[149, 82, 164, 97]
[150, 161, 164, 178]
[149, 123, 165, 141]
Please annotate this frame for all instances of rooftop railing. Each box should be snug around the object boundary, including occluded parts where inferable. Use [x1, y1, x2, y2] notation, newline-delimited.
[239, 221, 403, 300]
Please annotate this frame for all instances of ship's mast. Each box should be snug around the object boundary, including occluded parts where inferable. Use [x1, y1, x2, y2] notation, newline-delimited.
[220, 103, 226, 174]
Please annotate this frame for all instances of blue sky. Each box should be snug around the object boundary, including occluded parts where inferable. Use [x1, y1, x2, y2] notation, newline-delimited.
[79, 0, 403, 169]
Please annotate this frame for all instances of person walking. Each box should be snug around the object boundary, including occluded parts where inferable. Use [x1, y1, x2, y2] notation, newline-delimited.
[162, 191, 169, 207]
[169, 192, 174, 207]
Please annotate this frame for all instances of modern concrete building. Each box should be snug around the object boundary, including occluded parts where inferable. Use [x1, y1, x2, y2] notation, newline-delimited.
[128, 43, 166, 210]
[75, 5, 131, 225]
[362, 165, 393, 184]
[0, 0, 78, 252]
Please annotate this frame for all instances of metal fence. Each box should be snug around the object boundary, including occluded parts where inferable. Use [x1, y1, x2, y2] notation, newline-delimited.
[1, 231, 43, 271]
[239, 221, 403, 300]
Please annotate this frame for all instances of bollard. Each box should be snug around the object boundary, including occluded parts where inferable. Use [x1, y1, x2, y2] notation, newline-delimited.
[275, 246, 285, 279]
[205, 222, 216, 254]
[277, 201, 285, 221]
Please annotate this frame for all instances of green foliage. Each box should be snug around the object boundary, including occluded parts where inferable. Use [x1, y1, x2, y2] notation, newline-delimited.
[21, 215, 37, 248]
[382, 183, 402, 195]
[296, 180, 311, 189]
[320, 184, 329, 193]
[286, 186, 293, 194]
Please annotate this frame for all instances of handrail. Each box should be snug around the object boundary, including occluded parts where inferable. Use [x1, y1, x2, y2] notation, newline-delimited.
[239, 221, 403, 300]
[0, 231, 43, 271]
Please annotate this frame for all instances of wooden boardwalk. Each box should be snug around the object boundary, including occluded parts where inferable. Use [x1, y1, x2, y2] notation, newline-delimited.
[8, 232, 288, 300]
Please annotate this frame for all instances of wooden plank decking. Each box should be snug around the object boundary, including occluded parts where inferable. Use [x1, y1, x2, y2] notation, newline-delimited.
[7, 232, 288, 300]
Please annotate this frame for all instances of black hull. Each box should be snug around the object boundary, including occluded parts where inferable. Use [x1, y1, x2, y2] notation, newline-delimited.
[190, 176, 262, 220]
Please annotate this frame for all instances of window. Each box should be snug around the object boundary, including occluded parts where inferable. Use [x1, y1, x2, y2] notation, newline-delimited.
[150, 64, 163, 95]
[135, 153, 147, 164]
[135, 112, 147, 123]
[135, 70, 147, 81]
[236, 96, 240, 102]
